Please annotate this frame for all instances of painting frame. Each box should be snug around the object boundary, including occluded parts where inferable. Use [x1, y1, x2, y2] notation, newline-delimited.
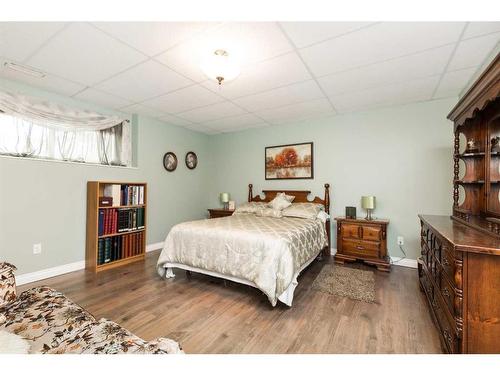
[265, 142, 314, 180]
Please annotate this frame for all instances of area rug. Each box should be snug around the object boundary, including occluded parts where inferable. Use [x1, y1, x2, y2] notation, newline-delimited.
[312, 264, 376, 303]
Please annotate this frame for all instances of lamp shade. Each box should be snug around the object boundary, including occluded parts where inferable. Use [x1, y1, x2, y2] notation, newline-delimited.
[361, 196, 376, 210]
[220, 192, 230, 203]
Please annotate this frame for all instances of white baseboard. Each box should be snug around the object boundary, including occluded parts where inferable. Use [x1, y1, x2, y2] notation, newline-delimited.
[146, 242, 163, 252]
[16, 242, 165, 286]
[390, 257, 418, 268]
[15, 260, 85, 286]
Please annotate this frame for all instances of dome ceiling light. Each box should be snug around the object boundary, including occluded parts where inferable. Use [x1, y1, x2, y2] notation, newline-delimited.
[201, 49, 240, 86]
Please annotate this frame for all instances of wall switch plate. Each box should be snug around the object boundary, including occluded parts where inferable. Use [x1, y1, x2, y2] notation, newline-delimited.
[397, 236, 404, 246]
[33, 243, 42, 255]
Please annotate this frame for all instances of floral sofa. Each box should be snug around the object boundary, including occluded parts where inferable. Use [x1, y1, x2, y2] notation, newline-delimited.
[0, 262, 183, 354]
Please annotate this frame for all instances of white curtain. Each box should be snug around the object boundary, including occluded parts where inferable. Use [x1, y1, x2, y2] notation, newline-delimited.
[0, 90, 131, 166]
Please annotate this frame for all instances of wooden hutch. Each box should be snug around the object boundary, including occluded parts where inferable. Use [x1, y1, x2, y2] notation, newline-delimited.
[418, 53, 500, 353]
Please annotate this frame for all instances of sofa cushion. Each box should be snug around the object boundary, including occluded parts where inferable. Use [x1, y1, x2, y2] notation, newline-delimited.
[0, 262, 17, 308]
[0, 286, 96, 353]
[46, 318, 182, 354]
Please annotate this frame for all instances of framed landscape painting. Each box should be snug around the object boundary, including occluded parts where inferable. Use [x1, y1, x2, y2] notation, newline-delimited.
[265, 142, 313, 180]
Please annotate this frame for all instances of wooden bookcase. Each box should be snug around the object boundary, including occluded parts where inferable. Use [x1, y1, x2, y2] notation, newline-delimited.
[86, 181, 147, 272]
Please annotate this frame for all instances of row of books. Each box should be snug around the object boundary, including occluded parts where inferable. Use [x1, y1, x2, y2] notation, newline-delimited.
[97, 232, 145, 265]
[98, 207, 145, 236]
[121, 185, 145, 206]
[97, 232, 144, 265]
[102, 184, 145, 207]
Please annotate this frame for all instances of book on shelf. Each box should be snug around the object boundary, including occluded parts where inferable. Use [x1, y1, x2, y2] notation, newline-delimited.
[97, 232, 144, 266]
[103, 184, 121, 207]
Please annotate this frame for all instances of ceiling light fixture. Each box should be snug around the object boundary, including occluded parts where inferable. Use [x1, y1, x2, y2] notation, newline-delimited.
[3, 62, 46, 78]
[201, 49, 240, 86]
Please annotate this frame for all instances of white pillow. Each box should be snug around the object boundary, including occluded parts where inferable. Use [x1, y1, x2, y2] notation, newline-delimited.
[255, 207, 283, 218]
[282, 203, 323, 220]
[233, 202, 267, 214]
[268, 193, 293, 210]
[0, 330, 31, 354]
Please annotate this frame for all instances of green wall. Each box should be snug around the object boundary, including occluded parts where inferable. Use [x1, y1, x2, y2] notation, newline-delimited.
[0, 78, 210, 274]
[207, 98, 456, 260]
[0, 76, 457, 274]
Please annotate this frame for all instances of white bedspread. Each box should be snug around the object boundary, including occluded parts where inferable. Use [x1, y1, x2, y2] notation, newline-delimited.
[156, 213, 328, 306]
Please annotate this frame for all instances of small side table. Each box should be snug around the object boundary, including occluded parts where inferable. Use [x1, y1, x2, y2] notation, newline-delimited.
[207, 208, 235, 219]
[334, 217, 390, 272]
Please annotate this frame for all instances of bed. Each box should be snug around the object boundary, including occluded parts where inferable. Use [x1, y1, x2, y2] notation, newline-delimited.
[156, 184, 331, 306]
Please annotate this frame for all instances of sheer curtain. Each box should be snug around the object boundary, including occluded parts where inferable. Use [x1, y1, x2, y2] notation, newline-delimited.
[0, 90, 131, 166]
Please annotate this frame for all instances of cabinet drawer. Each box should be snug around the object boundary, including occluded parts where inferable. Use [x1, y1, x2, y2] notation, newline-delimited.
[342, 239, 380, 258]
[434, 295, 459, 353]
[362, 225, 382, 241]
[341, 223, 361, 239]
[440, 248, 456, 281]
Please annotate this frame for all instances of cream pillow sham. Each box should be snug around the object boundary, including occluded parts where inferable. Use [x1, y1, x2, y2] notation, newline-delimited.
[268, 192, 294, 210]
[233, 201, 267, 214]
[282, 203, 324, 220]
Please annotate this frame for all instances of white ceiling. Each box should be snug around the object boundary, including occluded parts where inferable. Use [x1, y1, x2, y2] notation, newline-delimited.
[0, 22, 499, 134]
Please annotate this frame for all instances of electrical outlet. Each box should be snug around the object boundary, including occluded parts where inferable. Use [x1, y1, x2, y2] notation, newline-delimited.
[397, 236, 404, 246]
[33, 243, 42, 255]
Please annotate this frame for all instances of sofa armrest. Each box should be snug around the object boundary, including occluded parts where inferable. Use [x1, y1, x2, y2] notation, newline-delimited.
[0, 262, 17, 308]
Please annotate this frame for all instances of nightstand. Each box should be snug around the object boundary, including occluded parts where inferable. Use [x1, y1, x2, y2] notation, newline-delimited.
[334, 217, 390, 272]
[207, 208, 235, 219]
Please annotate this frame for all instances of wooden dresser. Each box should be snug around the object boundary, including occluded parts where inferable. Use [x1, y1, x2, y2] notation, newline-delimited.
[334, 217, 390, 272]
[419, 215, 500, 353]
[207, 208, 234, 219]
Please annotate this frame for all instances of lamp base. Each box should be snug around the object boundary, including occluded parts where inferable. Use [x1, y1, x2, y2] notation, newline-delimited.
[223, 202, 229, 210]
[365, 209, 373, 221]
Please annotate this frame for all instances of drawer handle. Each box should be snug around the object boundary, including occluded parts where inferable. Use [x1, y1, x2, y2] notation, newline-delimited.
[443, 329, 453, 344]
[442, 258, 449, 266]
[356, 245, 364, 250]
[442, 288, 450, 298]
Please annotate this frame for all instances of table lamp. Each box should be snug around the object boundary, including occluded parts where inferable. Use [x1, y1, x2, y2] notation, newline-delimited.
[361, 196, 376, 220]
[220, 192, 230, 210]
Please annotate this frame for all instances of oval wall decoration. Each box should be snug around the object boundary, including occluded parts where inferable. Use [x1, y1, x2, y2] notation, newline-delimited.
[185, 151, 198, 170]
[163, 152, 178, 172]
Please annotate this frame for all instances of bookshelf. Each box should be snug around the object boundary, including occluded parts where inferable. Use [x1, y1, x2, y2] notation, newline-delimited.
[86, 181, 147, 272]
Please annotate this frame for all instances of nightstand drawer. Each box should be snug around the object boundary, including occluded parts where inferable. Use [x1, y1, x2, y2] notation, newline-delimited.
[341, 223, 361, 239]
[361, 226, 382, 241]
[342, 239, 380, 258]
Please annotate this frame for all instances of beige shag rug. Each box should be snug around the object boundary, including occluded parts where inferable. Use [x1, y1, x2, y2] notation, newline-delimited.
[312, 264, 376, 303]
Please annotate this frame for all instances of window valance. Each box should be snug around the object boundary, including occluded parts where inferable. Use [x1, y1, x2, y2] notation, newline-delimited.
[0, 90, 128, 131]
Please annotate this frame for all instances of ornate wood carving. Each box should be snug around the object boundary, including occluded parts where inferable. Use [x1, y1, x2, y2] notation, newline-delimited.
[448, 53, 500, 129]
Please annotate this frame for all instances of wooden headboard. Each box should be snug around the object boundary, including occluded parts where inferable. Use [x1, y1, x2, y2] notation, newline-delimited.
[248, 183, 330, 214]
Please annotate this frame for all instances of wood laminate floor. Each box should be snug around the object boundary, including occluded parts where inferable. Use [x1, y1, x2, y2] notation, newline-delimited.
[20, 251, 442, 354]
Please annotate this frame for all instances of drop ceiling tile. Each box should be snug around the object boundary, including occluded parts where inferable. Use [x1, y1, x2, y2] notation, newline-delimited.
[95, 60, 192, 102]
[433, 67, 477, 99]
[299, 22, 465, 77]
[200, 113, 266, 131]
[183, 123, 219, 134]
[330, 75, 440, 113]
[280, 22, 375, 48]
[73, 88, 132, 109]
[143, 84, 224, 114]
[318, 44, 453, 97]
[0, 22, 67, 62]
[233, 79, 324, 112]
[448, 32, 500, 71]
[157, 113, 194, 127]
[256, 98, 334, 125]
[120, 103, 167, 118]
[92, 22, 217, 57]
[463, 22, 500, 39]
[202, 52, 312, 99]
[176, 101, 246, 123]
[0, 58, 85, 96]
[155, 22, 294, 82]
[27, 22, 148, 85]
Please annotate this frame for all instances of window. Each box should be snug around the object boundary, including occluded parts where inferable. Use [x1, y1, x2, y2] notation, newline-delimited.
[0, 113, 129, 166]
